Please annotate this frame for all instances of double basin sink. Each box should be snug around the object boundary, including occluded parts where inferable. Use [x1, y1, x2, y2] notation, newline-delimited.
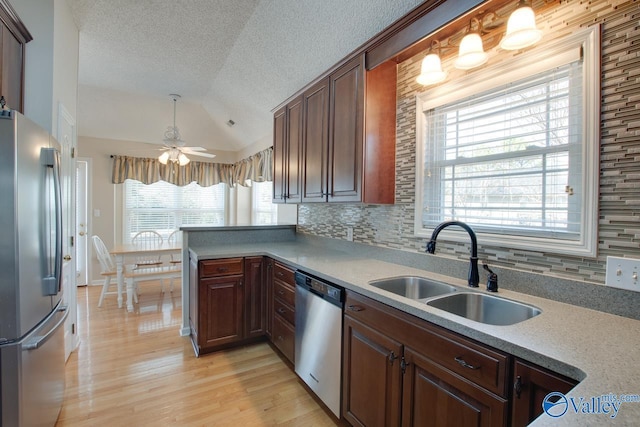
[369, 276, 541, 326]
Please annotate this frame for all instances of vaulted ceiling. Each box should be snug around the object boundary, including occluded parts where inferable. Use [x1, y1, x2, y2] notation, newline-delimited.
[68, 0, 424, 157]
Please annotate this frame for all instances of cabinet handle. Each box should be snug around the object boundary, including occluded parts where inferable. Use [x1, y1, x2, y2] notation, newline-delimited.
[277, 335, 284, 341]
[400, 356, 409, 374]
[347, 305, 364, 312]
[239, 280, 243, 287]
[277, 308, 286, 314]
[217, 267, 228, 273]
[277, 289, 285, 296]
[454, 356, 480, 370]
[389, 351, 397, 365]
[276, 271, 284, 278]
[514, 375, 522, 399]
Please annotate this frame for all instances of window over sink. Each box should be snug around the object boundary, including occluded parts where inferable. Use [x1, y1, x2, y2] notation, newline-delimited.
[414, 27, 599, 256]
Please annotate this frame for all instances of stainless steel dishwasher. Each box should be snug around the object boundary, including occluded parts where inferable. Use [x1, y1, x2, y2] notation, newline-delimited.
[295, 271, 344, 418]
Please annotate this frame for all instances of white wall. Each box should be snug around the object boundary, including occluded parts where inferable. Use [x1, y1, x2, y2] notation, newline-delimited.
[12, 0, 78, 133]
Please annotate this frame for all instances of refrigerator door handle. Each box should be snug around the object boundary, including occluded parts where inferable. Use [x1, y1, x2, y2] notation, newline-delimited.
[41, 147, 63, 296]
[23, 305, 68, 351]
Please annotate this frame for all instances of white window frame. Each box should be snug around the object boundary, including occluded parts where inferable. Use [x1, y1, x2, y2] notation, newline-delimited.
[414, 26, 600, 256]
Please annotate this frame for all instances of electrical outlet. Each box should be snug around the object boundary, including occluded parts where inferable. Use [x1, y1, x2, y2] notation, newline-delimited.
[346, 227, 353, 242]
[605, 256, 640, 292]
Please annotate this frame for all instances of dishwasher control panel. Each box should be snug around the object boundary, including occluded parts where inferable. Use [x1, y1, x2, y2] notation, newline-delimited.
[295, 271, 343, 307]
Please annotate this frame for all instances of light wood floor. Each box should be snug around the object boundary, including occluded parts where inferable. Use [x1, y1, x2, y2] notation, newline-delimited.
[56, 282, 339, 426]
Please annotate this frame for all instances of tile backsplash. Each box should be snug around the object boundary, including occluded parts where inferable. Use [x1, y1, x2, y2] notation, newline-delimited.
[298, 1, 640, 286]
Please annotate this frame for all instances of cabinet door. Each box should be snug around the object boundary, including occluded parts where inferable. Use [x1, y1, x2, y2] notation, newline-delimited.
[301, 78, 329, 202]
[343, 315, 402, 427]
[189, 257, 199, 344]
[402, 347, 507, 427]
[244, 256, 265, 339]
[286, 96, 303, 203]
[272, 106, 287, 203]
[1, 24, 23, 112]
[511, 359, 577, 427]
[328, 55, 364, 202]
[264, 258, 274, 338]
[199, 275, 244, 349]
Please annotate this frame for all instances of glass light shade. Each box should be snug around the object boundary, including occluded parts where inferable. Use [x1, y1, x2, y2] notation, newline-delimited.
[416, 53, 447, 86]
[158, 151, 169, 164]
[499, 4, 542, 50]
[454, 33, 488, 70]
[178, 153, 190, 166]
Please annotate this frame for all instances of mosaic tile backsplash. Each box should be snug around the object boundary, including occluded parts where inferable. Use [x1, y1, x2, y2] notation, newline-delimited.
[298, 1, 640, 285]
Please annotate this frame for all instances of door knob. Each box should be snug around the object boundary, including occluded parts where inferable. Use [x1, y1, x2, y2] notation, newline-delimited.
[63, 255, 72, 261]
[78, 231, 86, 236]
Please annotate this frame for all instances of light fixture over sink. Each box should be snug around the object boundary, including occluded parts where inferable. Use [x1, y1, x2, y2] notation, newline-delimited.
[158, 94, 216, 165]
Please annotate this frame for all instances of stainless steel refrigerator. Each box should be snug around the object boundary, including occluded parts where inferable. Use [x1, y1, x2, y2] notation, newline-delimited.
[0, 111, 67, 426]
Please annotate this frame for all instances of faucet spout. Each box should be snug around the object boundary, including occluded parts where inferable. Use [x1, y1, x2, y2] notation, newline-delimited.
[426, 220, 479, 288]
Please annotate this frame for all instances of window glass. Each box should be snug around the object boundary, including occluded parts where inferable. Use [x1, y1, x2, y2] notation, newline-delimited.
[415, 28, 599, 255]
[251, 181, 277, 224]
[124, 180, 225, 242]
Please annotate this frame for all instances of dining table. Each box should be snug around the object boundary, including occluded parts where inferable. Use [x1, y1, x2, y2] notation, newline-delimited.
[110, 242, 182, 308]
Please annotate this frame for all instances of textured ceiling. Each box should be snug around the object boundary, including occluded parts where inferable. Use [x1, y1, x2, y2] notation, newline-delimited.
[68, 0, 424, 154]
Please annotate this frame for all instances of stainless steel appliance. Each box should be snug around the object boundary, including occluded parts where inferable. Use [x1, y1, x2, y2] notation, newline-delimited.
[0, 111, 67, 426]
[295, 271, 343, 418]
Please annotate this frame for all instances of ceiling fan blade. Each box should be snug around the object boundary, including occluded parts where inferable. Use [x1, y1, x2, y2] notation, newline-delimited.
[182, 146, 207, 151]
[185, 151, 216, 158]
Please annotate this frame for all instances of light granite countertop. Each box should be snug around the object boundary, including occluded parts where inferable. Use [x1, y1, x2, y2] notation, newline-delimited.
[189, 241, 640, 426]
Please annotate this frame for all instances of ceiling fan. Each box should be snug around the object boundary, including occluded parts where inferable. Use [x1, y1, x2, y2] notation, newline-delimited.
[158, 94, 216, 165]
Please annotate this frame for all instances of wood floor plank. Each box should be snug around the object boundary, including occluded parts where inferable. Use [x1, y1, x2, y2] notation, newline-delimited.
[56, 283, 339, 426]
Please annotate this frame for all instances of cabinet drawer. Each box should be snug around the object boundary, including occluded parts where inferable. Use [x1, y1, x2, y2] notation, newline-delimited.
[273, 298, 295, 326]
[199, 258, 244, 278]
[414, 326, 509, 397]
[345, 291, 508, 397]
[273, 262, 295, 285]
[274, 280, 295, 307]
[272, 313, 295, 363]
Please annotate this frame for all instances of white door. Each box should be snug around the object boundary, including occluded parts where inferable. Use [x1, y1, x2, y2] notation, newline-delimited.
[75, 159, 89, 286]
[58, 104, 79, 360]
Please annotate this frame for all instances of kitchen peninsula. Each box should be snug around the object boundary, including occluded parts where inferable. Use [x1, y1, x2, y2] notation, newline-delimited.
[181, 225, 640, 426]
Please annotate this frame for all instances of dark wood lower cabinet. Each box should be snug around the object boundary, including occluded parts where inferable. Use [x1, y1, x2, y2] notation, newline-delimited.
[342, 315, 402, 427]
[511, 358, 578, 427]
[190, 257, 267, 356]
[244, 256, 265, 339]
[199, 274, 244, 348]
[402, 347, 507, 427]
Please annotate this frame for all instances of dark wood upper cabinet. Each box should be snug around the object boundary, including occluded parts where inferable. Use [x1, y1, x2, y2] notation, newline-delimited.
[272, 96, 302, 203]
[0, 0, 32, 114]
[272, 107, 286, 203]
[328, 55, 365, 202]
[301, 78, 330, 203]
[275, 53, 396, 204]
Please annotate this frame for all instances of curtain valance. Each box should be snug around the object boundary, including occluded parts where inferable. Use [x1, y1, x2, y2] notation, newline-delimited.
[111, 147, 273, 188]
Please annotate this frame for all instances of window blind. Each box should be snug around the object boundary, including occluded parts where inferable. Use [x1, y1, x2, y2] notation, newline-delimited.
[251, 181, 278, 224]
[422, 61, 583, 239]
[124, 180, 225, 242]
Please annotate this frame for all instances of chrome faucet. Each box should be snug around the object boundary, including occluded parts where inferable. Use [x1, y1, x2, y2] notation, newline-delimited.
[426, 220, 479, 288]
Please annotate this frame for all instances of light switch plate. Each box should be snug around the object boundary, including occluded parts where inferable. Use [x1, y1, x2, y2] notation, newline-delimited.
[605, 256, 640, 292]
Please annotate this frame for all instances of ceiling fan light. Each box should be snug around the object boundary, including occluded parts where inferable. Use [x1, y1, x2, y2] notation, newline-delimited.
[416, 53, 447, 86]
[499, 2, 542, 50]
[455, 32, 488, 70]
[178, 152, 190, 166]
[158, 151, 170, 164]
